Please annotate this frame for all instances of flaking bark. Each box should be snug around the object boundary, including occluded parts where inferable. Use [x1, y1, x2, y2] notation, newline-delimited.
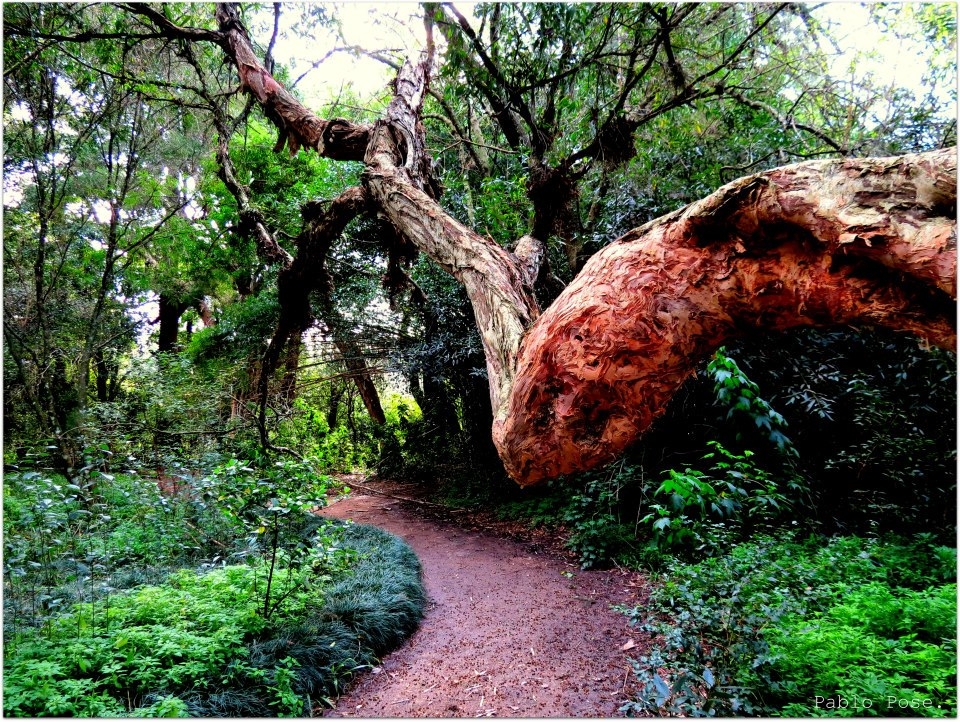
[495, 149, 957, 484]
[211, 4, 956, 486]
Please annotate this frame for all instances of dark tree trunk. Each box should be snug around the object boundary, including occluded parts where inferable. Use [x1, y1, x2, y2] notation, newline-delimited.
[459, 372, 503, 474]
[157, 294, 191, 354]
[93, 350, 121, 403]
[335, 336, 386, 425]
[279, 332, 301, 401]
[327, 381, 346, 430]
[421, 372, 460, 437]
[406, 371, 427, 415]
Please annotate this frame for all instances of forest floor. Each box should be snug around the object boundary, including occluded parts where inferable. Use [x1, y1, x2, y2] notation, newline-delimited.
[318, 477, 652, 718]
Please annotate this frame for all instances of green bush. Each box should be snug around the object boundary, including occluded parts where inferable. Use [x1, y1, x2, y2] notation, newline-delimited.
[725, 329, 956, 538]
[643, 441, 809, 556]
[560, 471, 639, 569]
[3, 468, 240, 636]
[3, 521, 426, 717]
[619, 534, 957, 717]
[770, 582, 957, 717]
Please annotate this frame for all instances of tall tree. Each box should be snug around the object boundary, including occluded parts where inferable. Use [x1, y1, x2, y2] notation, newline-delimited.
[7, 3, 955, 484]
[3, 3, 207, 466]
[198, 3, 955, 483]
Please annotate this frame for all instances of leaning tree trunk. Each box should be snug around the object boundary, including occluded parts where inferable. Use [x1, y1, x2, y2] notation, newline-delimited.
[495, 150, 957, 484]
[211, 4, 956, 486]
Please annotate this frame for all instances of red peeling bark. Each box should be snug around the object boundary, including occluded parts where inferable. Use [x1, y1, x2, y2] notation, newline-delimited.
[210, 4, 956, 486]
[494, 150, 957, 484]
[215, 4, 370, 160]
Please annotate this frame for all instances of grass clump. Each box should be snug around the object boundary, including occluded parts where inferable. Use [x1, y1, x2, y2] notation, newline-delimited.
[3, 521, 426, 717]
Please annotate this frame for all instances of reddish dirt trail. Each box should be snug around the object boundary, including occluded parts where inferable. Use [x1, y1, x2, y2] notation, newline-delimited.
[319, 480, 650, 718]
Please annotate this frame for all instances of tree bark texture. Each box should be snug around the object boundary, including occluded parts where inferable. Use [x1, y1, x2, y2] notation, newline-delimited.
[212, 5, 956, 486]
[360, 51, 542, 425]
[215, 3, 370, 160]
[495, 149, 957, 484]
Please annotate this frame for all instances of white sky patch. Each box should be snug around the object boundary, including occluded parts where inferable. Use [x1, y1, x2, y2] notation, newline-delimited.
[62, 198, 112, 224]
[265, 2, 950, 115]
[3, 168, 32, 207]
[91, 199, 113, 224]
[813, 3, 955, 105]
[46, 151, 71, 168]
[184, 200, 204, 220]
[129, 292, 160, 356]
[9, 101, 32, 122]
[266, 2, 455, 107]
[65, 200, 85, 216]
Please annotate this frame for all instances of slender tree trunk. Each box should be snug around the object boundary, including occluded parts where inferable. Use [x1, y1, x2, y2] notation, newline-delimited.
[326, 381, 346, 430]
[76, 202, 123, 412]
[422, 372, 460, 436]
[196, 298, 216, 327]
[333, 336, 386, 425]
[94, 351, 109, 402]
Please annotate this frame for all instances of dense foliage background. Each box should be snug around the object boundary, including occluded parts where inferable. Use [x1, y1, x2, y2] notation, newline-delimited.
[4, 2, 955, 716]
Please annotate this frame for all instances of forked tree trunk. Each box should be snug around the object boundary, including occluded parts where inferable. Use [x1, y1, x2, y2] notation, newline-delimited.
[213, 5, 956, 486]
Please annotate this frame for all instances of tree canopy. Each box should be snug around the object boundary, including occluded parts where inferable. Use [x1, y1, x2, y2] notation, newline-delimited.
[4, 2, 956, 485]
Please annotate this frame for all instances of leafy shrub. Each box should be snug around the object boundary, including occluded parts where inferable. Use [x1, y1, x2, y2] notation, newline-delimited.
[619, 534, 957, 717]
[560, 471, 639, 569]
[643, 441, 809, 555]
[726, 328, 957, 538]
[770, 583, 957, 717]
[194, 456, 340, 619]
[3, 468, 240, 638]
[707, 348, 797, 455]
[3, 521, 426, 717]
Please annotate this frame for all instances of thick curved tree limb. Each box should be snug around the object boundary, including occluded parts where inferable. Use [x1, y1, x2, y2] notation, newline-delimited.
[204, 2, 955, 487]
[494, 148, 957, 484]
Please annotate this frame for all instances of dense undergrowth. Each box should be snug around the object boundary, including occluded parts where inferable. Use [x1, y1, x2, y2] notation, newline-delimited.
[417, 333, 957, 718]
[620, 534, 956, 717]
[3, 461, 425, 717]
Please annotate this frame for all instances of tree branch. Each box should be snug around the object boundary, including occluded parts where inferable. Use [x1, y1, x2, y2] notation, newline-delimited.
[727, 90, 848, 154]
[213, 2, 371, 160]
[113, 3, 226, 44]
[494, 148, 957, 484]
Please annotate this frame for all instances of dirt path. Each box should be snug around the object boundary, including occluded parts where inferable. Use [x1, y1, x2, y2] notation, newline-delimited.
[319, 480, 650, 718]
